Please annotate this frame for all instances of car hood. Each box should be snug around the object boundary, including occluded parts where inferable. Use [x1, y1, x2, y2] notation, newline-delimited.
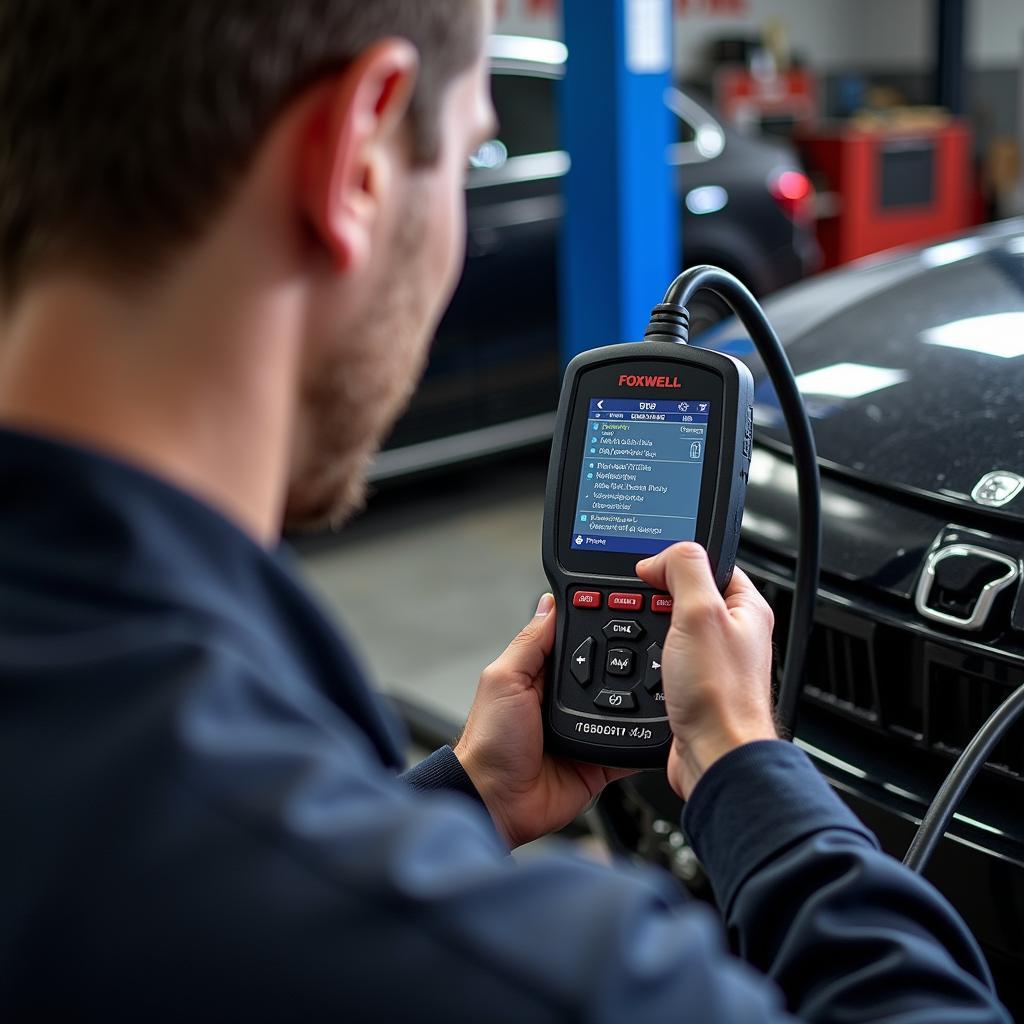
[699, 219, 1024, 524]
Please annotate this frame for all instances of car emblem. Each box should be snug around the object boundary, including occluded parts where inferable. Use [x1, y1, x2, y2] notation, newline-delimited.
[971, 470, 1024, 508]
[915, 544, 1019, 631]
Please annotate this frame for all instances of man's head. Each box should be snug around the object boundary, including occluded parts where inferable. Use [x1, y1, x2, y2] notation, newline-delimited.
[0, 1, 495, 531]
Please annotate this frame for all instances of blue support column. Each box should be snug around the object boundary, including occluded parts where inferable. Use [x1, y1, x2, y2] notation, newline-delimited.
[559, 0, 678, 363]
[935, 0, 967, 115]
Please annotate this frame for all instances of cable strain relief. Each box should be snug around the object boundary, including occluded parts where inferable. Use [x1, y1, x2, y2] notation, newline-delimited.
[644, 303, 690, 345]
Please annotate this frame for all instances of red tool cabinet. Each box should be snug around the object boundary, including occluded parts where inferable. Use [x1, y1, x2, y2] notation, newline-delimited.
[798, 122, 974, 268]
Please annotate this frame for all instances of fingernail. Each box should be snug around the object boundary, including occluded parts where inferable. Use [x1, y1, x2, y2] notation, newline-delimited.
[636, 557, 652, 569]
[535, 593, 555, 617]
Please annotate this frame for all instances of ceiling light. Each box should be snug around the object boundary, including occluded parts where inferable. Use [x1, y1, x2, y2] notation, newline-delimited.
[920, 237, 985, 268]
[685, 186, 728, 215]
[921, 312, 1024, 359]
[794, 363, 908, 399]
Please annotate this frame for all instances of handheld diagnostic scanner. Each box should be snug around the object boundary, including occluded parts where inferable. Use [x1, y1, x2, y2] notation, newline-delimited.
[542, 340, 754, 769]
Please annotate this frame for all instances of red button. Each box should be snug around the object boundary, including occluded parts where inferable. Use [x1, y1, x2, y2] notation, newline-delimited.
[651, 595, 674, 614]
[608, 592, 643, 611]
[572, 591, 602, 609]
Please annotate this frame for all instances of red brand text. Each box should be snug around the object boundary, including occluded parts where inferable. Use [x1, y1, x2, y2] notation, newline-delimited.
[617, 374, 682, 389]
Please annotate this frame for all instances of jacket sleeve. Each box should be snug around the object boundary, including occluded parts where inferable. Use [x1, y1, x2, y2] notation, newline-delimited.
[683, 740, 1010, 1023]
[400, 744, 486, 808]
[80, 647, 1008, 1023]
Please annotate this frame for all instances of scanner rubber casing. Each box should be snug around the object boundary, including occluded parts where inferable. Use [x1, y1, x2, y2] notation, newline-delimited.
[542, 341, 754, 769]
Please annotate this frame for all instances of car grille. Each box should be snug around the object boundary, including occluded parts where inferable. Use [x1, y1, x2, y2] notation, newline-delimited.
[754, 575, 1024, 780]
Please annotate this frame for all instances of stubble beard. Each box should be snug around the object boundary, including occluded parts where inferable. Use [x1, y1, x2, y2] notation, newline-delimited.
[284, 195, 437, 532]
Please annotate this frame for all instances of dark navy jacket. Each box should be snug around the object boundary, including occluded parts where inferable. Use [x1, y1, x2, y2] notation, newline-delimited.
[0, 428, 1010, 1022]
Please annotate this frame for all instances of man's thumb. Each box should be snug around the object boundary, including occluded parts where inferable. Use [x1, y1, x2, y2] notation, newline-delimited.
[498, 593, 557, 678]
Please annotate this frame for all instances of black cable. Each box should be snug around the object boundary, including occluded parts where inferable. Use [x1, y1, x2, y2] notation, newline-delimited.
[904, 681, 1024, 874]
[644, 265, 821, 736]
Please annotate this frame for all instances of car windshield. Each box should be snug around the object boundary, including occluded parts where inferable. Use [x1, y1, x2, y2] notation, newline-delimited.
[490, 72, 559, 158]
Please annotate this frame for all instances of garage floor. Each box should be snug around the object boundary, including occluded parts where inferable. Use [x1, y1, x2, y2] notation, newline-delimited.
[297, 452, 553, 731]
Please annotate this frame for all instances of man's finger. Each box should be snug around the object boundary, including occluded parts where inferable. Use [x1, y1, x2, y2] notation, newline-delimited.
[640, 551, 765, 620]
[724, 566, 761, 607]
[636, 541, 711, 590]
[723, 567, 775, 631]
[635, 546, 673, 591]
[637, 542, 719, 602]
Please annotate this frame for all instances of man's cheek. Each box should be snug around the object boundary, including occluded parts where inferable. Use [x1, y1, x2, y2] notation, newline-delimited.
[441, 189, 468, 297]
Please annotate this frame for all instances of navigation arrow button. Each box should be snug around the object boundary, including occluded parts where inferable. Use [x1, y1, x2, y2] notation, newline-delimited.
[570, 638, 594, 687]
[644, 643, 664, 693]
[594, 689, 637, 713]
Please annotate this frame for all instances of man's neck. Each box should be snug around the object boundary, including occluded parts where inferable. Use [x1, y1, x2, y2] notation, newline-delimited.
[0, 270, 304, 546]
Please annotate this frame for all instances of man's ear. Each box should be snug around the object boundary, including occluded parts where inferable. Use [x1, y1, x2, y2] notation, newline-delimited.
[300, 39, 420, 273]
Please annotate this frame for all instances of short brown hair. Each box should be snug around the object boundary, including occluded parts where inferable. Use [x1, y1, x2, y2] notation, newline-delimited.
[0, 1, 483, 294]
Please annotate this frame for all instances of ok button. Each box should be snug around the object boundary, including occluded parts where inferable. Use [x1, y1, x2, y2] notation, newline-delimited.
[602, 619, 644, 641]
[605, 648, 634, 677]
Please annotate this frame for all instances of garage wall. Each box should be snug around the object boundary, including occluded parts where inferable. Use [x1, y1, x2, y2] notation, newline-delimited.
[851, 0, 1024, 72]
[853, 0, 931, 72]
[495, 0, 868, 72]
[494, 0, 1024, 74]
[494, 0, 559, 40]
[671, 1, 866, 75]
[494, 0, 1024, 154]
[970, 0, 1024, 67]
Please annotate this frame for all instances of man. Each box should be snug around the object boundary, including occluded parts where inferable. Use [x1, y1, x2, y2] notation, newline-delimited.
[0, 2, 1009, 1021]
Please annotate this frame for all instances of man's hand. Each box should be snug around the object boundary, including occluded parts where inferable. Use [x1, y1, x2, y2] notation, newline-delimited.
[454, 595, 632, 849]
[636, 543, 778, 801]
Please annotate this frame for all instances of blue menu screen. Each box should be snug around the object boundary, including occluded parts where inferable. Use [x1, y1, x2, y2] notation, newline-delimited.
[570, 398, 711, 557]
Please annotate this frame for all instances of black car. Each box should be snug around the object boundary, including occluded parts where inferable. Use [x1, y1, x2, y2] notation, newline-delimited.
[609, 217, 1024, 1016]
[373, 35, 819, 481]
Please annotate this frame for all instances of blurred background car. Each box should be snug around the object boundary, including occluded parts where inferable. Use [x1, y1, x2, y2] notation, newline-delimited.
[372, 36, 819, 482]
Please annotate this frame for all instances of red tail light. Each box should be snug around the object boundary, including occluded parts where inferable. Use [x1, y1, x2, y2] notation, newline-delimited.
[770, 170, 815, 224]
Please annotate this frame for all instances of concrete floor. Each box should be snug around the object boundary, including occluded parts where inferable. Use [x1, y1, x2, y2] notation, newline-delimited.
[297, 453, 552, 730]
